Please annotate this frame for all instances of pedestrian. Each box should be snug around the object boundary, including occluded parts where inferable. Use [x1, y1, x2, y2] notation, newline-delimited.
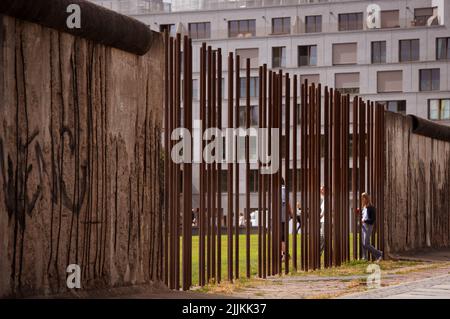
[320, 186, 325, 255]
[360, 192, 383, 262]
[239, 212, 246, 227]
[281, 178, 293, 261]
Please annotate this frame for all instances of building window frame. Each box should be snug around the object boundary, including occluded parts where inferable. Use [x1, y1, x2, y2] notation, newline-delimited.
[419, 68, 440, 92]
[428, 99, 450, 121]
[371, 41, 387, 64]
[298, 45, 317, 67]
[188, 22, 211, 39]
[338, 12, 363, 31]
[272, 17, 291, 35]
[305, 15, 322, 33]
[228, 19, 256, 38]
[272, 46, 286, 68]
[399, 39, 420, 62]
[436, 37, 450, 60]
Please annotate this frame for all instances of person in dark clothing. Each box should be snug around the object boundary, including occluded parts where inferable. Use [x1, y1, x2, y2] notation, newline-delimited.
[360, 192, 383, 262]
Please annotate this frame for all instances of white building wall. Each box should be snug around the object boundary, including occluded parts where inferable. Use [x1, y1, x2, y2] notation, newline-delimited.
[123, 0, 450, 212]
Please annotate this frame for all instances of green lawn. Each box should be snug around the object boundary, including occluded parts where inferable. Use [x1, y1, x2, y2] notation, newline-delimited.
[186, 233, 367, 286]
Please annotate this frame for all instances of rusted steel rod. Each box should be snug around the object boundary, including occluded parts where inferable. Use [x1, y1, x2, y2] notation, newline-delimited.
[175, 33, 182, 290]
[300, 81, 306, 271]
[227, 52, 234, 282]
[199, 43, 206, 286]
[323, 86, 330, 268]
[234, 54, 240, 279]
[211, 49, 217, 281]
[163, 30, 169, 286]
[284, 73, 290, 274]
[217, 48, 223, 284]
[245, 58, 251, 279]
[352, 96, 359, 261]
[168, 36, 175, 289]
[358, 99, 366, 260]
[267, 71, 273, 276]
[258, 65, 263, 279]
[292, 75, 298, 271]
[206, 46, 212, 281]
[262, 64, 268, 279]
[182, 35, 193, 291]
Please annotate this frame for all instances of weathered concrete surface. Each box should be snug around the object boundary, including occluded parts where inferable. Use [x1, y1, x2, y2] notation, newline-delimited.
[384, 112, 450, 255]
[0, 15, 164, 297]
[340, 274, 450, 299]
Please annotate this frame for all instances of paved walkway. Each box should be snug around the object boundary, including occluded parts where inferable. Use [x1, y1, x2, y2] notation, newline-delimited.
[339, 274, 450, 299]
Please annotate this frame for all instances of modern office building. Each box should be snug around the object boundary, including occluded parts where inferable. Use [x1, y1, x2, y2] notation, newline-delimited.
[91, 0, 450, 219]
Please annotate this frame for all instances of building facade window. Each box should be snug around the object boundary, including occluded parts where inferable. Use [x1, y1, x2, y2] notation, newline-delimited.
[188, 22, 211, 39]
[414, 7, 436, 26]
[338, 12, 363, 31]
[335, 72, 360, 94]
[305, 15, 322, 33]
[272, 46, 286, 68]
[236, 48, 259, 68]
[380, 100, 406, 115]
[381, 10, 400, 28]
[239, 77, 260, 99]
[371, 41, 386, 63]
[420, 69, 440, 91]
[377, 71, 402, 93]
[160, 23, 175, 36]
[428, 99, 450, 120]
[228, 19, 256, 38]
[437, 37, 450, 60]
[399, 39, 420, 62]
[298, 45, 317, 66]
[332, 43, 357, 65]
[272, 17, 291, 34]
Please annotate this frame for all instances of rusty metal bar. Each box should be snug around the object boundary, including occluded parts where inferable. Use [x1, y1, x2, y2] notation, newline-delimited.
[199, 43, 206, 286]
[307, 82, 313, 270]
[217, 48, 223, 284]
[316, 84, 322, 269]
[182, 35, 193, 291]
[234, 54, 240, 279]
[300, 81, 306, 271]
[323, 86, 330, 268]
[227, 52, 234, 282]
[292, 75, 298, 271]
[163, 30, 169, 287]
[268, 70, 273, 276]
[278, 71, 283, 274]
[175, 33, 181, 290]
[352, 96, 359, 261]
[211, 49, 217, 281]
[206, 46, 212, 281]
[358, 99, 366, 260]
[262, 64, 268, 279]
[258, 65, 263, 279]
[328, 88, 334, 267]
[245, 58, 251, 279]
[276, 71, 282, 274]
[284, 73, 290, 274]
[168, 36, 175, 290]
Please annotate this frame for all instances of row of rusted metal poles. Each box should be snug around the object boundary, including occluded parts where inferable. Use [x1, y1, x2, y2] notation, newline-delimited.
[163, 34, 386, 290]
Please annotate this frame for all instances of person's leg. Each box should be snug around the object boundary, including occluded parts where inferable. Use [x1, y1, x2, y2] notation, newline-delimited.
[361, 223, 369, 260]
[320, 223, 325, 255]
[365, 224, 382, 260]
